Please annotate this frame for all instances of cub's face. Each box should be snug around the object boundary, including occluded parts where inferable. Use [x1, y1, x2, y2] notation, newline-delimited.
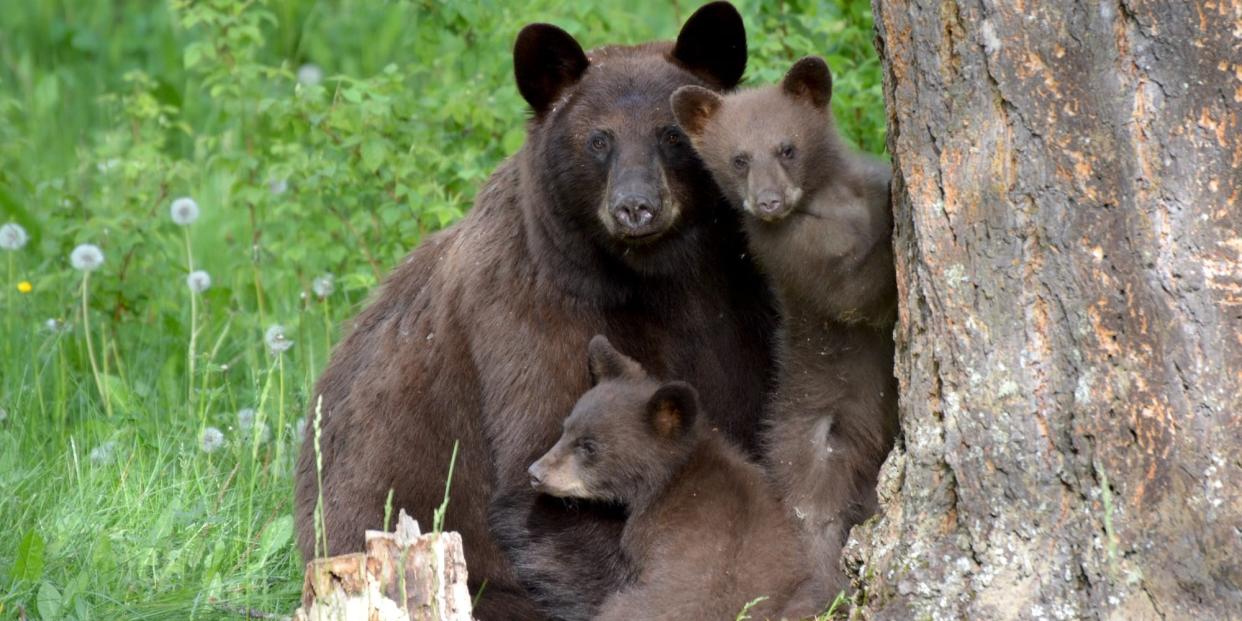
[512, 3, 748, 264]
[671, 56, 835, 223]
[528, 336, 699, 505]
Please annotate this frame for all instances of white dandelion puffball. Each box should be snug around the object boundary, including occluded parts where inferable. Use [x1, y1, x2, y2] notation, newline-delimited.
[294, 417, 307, 443]
[70, 244, 105, 272]
[265, 324, 294, 354]
[0, 222, 29, 250]
[297, 63, 323, 86]
[0, 407, 7, 423]
[90, 440, 117, 465]
[200, 427, 225, 453]
[269, 178, 288, 195]
[312, 273, 335, 298]
[237, 408, 256, 431]
[254, 422, 272, 444]
[170, 197, 200, 225]
[186, 270, 212, 293]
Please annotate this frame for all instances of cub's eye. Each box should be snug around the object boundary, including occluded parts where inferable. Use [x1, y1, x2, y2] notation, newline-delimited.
[779, 143, 796, 160]
[663, 128, 683, 147]
[576, 438, 598, 458]
[588, 132, 610, 153]
[732, 154, 750, 172]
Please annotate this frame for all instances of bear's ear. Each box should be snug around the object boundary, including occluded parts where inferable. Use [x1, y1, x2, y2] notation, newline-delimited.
[588, 335, 645, 384]
[671, 2, 747, 90]
[781, 56, 833, 110]
[671, 85, 724, 137]
[514, 23, 590, 116]
[647, 381, 699, 440]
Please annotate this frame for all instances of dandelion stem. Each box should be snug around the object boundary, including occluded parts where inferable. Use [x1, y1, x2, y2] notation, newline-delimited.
[185, 228, 197, 414]
[81, 272, 113, 418]
[275, 350, 287, 471]
[6, 252, 13, 362]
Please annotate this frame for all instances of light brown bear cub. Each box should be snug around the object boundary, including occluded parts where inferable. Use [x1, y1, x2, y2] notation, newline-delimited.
[529, 335, 815, 621]
[672, 56, 899, 608]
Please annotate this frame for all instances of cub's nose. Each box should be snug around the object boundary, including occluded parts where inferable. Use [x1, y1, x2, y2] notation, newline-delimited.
[613, 194, 656, 231]
[756, 190, 784, 217]
[527, 463, 545, 490]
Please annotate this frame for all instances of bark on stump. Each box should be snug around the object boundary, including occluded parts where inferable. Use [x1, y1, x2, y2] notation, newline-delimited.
[847, 1, 1241, 619]
[294, 511, 474, 621]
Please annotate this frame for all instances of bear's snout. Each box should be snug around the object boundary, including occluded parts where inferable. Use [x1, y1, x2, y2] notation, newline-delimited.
[528, 461, 547, 490]
[604, 161, 673, 241]
[612, 193, 657, 231]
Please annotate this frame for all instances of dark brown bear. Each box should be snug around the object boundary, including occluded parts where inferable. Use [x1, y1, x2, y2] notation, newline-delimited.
[293, 4, 777, 620]
[672, 56, 899, 609]
[528, 336, 815, 621]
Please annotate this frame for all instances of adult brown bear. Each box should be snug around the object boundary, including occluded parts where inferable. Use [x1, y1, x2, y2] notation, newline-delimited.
[293, 3, 776, 619]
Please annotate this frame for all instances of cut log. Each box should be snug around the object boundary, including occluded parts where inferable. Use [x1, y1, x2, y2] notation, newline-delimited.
[294, 511, 474, 621]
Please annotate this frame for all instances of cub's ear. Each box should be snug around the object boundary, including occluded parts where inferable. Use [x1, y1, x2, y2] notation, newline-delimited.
[782, 56, 833, 109]
[671, 1, 747, 90]
[647, 381, 699, 439]
[514, 23, 590, 116]
[588, 335, 646, 384]
[671, 86, 724, 136]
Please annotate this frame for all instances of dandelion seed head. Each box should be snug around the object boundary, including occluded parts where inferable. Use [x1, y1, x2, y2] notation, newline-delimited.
[265, 324, 294, 355]
[0, 407, 7, 423]
[269, 179, 288, 195]
[170, 197, 200, 226]
[186, 270, 212, 293]
[96, 158, 121, 173]
[90, 440, 117, 465]
[297, 63, 324, 86]
[312, 273, 335, 299]
[294, 417, 307, 443]
[70, 244, 105, 272]
[200, 427, 225, 453]
[237, 408, 256, 431]
[0, 222, 29, 250]
[254, 422, 272, 444]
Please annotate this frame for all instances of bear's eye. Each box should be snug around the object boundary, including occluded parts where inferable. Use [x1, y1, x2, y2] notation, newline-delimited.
[779, 143, 797, 160]
[732, 154, 749, 172]
[588, 132, 611, 154]
[663, 127, 683, 147]
[576, 438, 598, 458]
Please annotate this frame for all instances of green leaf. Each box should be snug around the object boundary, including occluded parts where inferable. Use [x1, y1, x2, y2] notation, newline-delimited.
[360, 139, 388, 173]
[13, 529, 46, 582]
[253, 515, 294, 568]
[38, 581, 63, 620]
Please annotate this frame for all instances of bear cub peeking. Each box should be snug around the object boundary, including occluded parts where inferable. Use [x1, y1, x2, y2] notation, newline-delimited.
[672, 56, 899, 607]
[529, 335, 816, 621]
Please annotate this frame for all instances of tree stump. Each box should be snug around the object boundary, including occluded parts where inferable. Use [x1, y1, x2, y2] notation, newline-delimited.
[294, 511, 474, 621]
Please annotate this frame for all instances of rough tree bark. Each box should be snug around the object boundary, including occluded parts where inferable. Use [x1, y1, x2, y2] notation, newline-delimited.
[847, 1, 1241, 619]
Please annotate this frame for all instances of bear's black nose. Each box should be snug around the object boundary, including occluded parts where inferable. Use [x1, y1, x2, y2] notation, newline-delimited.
[613, 194, 656, 231]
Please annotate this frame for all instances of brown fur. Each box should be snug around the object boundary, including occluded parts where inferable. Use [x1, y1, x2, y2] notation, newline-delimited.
[294, 5, 777, 620]
[530, 336, 815, 621]
[673, 56, 899, 613]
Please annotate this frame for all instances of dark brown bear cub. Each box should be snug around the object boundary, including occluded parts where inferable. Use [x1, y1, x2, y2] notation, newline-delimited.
[529, 335, 815, 621]
[672, 56, 899, 608]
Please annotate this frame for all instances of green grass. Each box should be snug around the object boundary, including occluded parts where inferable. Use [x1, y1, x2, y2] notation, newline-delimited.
[0, 0, 883, 618]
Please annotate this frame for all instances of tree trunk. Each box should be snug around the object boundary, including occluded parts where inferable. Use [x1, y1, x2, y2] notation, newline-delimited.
[847, 1, 1241, 619]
